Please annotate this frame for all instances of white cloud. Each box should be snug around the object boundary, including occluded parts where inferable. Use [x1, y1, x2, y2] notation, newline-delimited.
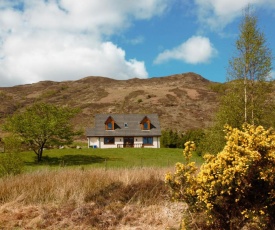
[0, 0, 169, 86]
[0, 36, 148, 86]
[128, 36, 145, 45]
[154, 36, 217, 65]
[194, 0, 275, 30]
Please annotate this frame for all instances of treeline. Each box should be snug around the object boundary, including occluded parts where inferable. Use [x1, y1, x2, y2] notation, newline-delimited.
[160, 129, 205, 153]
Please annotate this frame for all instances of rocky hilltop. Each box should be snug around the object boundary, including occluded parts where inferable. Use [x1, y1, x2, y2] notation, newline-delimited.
[0, 72, 221, 133]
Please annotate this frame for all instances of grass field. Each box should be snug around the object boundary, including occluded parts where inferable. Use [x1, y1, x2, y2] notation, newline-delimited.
[0, 147, 204, 229]
[0, 147, 198, 229]
[19, 147, 204, 171]
[0, 167, 187, 229]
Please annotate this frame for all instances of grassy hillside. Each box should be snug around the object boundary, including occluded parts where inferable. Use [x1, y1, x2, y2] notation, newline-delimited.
[0, 72, 220, 134]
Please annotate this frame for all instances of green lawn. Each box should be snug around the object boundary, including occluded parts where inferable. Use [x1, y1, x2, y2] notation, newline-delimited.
[18, 147, 204, 171]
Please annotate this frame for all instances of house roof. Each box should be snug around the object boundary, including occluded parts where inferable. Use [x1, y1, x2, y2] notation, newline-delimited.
[86, 114, 161, 137]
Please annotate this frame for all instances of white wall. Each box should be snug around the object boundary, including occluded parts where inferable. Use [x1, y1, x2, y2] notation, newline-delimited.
[88, 136, 160, 148]
[87, 137, 99, 148]
[143, 136, 160, 148]
[135, 137, 143, 146]
[88, 137, 123, 149]
[99, 137, 124, 149]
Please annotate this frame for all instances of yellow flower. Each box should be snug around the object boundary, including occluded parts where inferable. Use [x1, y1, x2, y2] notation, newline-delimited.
[259, 210, 265, 215]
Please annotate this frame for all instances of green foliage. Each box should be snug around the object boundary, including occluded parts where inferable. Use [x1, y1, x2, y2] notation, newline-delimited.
[3, 102, 81, 162]
[2, 135, 23, 153]
[226, 6, 273, 126]
[0, 153, 24, 176]
[0, 153, 24, 177]
[166, 125, 275, 229]
[208, 82, 228, 94]
[229, 7, 272, 81]
[197, 125, 226, 156]
[161, 129, 178, 148]
[206, 7, 274, 155]
[178, 129, 205, 151]
[0, 135, 24, 177]
[217, 80, 275, 129]
[161, 129, 205, 151]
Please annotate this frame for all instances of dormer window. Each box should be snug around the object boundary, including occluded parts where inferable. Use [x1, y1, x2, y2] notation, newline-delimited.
[143, 122, 148, 130]
[140, 116, 150, 130]
[105, 116, 115, 130]
[124, 123, 128, 128]
[107, 122, 113, 130]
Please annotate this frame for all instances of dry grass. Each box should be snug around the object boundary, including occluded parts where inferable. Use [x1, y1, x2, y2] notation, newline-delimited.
[0, 168, 185, 229]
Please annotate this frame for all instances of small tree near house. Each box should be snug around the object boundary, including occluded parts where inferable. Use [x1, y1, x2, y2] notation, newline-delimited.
[3, 102, 80, 162]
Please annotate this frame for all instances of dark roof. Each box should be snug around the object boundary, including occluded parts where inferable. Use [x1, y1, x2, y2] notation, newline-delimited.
[86, 114, 161, 137]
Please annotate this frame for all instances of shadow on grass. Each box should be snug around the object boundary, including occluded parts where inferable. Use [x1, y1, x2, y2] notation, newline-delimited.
[25, 155, 123, 166]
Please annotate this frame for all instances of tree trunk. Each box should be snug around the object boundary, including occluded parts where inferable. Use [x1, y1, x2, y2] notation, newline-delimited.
[244, 62, 249, 124]
[37, 147, 43, 162]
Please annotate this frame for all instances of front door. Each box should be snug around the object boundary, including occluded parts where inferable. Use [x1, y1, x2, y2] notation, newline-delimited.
[124, 137, 134, 147]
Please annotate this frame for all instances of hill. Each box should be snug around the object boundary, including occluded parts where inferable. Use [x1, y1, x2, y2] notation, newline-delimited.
[0, 72, 220, 134]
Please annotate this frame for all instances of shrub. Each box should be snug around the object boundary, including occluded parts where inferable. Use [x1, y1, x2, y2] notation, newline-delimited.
[0, 153, 24, 177]
[2, 135, 23, 153]
[166, 124, 275, 229]
[161, 129, 205, 150]
[0, 135, 24, 177]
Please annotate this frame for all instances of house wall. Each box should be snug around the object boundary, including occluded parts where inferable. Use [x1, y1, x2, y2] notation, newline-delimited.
[88, 137, 123, 148]
[99, 137, 124, 149]
[88, 136, 160, 148]
[134, 137, 143, 146]
[142, 136, 160, 148]
[87, 137, 100, 148]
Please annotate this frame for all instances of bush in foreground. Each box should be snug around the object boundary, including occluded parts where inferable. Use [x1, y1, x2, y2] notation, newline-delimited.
[166, 124, 275, 229]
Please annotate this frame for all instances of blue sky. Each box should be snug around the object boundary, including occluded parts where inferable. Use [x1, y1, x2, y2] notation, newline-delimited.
[0, 0, 275, 87]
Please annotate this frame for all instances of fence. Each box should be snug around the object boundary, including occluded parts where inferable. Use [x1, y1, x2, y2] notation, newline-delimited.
[117, 143, 144, 148]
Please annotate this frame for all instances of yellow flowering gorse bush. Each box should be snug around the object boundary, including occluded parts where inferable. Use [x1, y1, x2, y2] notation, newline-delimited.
[165, 141, 198, 205]
[166, 125, 275, 229]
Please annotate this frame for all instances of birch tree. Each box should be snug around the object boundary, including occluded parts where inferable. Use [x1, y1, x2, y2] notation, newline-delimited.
[199, 7, 274, 155]
[226, 6, 273, 127]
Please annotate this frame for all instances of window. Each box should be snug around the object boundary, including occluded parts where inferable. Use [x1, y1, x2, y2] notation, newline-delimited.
[104, 137, 115, 144]
[105, 116, 115, 130]
[140, 116, 150, 130]
[124, 123, 128, 128]
[143, 137, 153, 145]
[107, 122, 113, 130]
[143, 122, 148, 130]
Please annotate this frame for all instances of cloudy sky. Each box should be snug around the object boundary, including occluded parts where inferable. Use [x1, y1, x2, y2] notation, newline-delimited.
[0, 0, 274, 87]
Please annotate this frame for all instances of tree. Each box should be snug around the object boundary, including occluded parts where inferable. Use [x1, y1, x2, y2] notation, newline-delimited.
[160, 129, 179, 148]
[177, 129, 205, 153]
[3, 103, 80, 162]
[201, 7, 274, 155]
[226, 6, 273, 127]
[166, 125, 275, 229]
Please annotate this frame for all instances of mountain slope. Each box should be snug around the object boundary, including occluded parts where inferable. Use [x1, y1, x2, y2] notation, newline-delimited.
[0, 72, 220, 133]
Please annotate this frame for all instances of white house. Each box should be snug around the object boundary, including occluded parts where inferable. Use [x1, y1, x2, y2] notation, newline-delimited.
[86, 114, 161, 148]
